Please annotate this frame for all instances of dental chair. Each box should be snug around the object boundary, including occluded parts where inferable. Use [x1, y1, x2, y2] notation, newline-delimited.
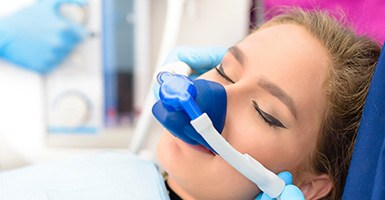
[342, 42, 385, 200]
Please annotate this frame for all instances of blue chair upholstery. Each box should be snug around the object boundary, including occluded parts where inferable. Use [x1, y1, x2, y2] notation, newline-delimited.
[343, 43, 385, 200]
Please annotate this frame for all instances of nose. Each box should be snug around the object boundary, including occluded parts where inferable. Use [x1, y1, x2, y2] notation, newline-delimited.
[216, 81, 247, 139]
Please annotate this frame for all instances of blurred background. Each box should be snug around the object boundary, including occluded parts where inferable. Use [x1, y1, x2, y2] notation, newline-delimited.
[0, 0, 251, 170]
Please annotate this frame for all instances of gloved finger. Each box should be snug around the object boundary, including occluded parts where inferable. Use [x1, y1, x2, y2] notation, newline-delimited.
[31, 49, 58, 72]
[52, 47, 71, 64]
[255, 193, 273, 200]
[60, 22, 87, 44]
[162, 47, 191, 64]
[277, 171, 293, 185]
[46, 34, 72, 58]
[177, 46, 227, 73]
[27, 41, 64, 73]
[280, 185, 305, 200]
[1, 40, 51, 73]
[255, 193, 263, 200]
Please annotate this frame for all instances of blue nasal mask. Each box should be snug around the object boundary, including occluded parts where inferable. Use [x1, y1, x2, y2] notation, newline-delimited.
[152, 72, 227, 153]
[152, 69, 287, 198]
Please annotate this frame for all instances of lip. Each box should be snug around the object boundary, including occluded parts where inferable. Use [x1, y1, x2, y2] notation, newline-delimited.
[185, 143, 215, 155]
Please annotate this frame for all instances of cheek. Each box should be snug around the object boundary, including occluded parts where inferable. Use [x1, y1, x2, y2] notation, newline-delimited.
[225, 124, 305, 174]
[223, 90, 309, 174]
[156, 132, 180, 173]
[221, 95, 282, 171]
[196, 69, 215, 80]
[197, 68, 229, 85]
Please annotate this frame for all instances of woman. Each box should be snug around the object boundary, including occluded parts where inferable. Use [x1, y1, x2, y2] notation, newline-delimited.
[157, 9, 381, 200]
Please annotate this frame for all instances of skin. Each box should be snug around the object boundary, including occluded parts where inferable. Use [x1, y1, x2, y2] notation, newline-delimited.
[157, 24, 330, 200]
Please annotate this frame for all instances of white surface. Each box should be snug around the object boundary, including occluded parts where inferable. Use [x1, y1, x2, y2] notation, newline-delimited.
[0, 0, 35, 18]
[0, 61, 46, 168]
[134, 0, 152, 111]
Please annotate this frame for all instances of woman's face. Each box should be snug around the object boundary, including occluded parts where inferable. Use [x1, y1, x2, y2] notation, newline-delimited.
[157, 24, 329, 200]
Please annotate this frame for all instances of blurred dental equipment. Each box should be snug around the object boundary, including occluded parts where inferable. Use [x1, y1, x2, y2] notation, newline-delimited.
[0, 0, 249, 169]
[152, 71, 304, 199]
[0, 0, 92, 169]
[0, 0, 152, 167]
[0, 0, 87, 73]
[45, 0, 152, 147]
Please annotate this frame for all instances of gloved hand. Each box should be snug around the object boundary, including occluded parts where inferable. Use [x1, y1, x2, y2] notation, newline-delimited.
[164, 46, 227, 78]
[0, 0, 87, 74]
[255, 172, 305, 200]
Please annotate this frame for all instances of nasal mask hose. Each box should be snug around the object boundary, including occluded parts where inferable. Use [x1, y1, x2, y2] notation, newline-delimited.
[152, 63, 285, 198]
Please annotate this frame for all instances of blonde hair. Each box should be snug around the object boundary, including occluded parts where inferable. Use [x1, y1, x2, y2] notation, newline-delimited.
[262, 9, 381, 199]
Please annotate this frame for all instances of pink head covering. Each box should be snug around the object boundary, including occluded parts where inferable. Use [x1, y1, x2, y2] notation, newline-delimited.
[264, 0, 385, 43]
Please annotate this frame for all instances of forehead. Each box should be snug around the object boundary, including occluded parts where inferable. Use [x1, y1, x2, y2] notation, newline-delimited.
[236, 24, 329, 122]
[240, 24, 328, 64]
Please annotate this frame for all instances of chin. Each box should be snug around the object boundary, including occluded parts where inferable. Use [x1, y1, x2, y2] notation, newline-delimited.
[157, 131, 205, 182]
[157, 132, 260, 200]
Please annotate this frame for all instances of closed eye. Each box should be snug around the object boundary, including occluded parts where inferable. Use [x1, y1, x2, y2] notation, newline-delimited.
[252, 100, 287, 129]
[215, 64, 235, 84]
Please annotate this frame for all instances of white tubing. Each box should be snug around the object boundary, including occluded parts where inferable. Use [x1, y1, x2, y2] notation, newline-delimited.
[191, 113, 285, 198]
[129, 0, 186, 153]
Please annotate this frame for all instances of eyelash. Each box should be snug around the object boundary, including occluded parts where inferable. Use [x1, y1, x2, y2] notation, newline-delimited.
[216, 64, 286, 129]
[215, 64, 235, 84]
[252, 100, 287, 129]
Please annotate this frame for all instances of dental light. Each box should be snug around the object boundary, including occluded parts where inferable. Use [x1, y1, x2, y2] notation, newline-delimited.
[152, 71, 285, 198]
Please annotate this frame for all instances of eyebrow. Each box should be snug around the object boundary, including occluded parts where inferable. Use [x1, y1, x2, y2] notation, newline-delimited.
[228, 46, 245, 65]
[229, 45, 297, 119]
[258, 79, 298, 119]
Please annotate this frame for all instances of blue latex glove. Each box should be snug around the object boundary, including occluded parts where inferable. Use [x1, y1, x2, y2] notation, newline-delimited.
[0, 0, 87, 74]
[165, 46, 227, 78]
[255, 172, 305, 200]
